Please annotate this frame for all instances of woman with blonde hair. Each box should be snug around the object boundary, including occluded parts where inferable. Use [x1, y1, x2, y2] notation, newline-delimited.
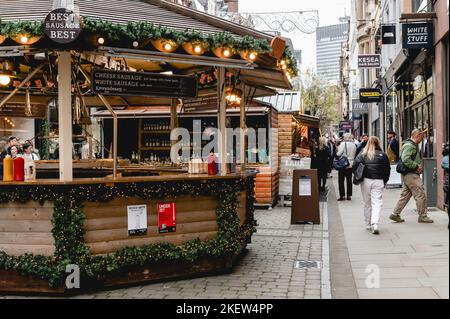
[353, 136, 391, 235]
[312, 136, 331, 193]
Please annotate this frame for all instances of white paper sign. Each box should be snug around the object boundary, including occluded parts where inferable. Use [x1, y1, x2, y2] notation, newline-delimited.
[127, 205, 148, 236]
[299, 177, 312, 196]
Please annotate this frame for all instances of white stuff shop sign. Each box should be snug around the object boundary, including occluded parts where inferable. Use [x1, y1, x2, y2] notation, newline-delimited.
[44, 8, 82, 44]
[402, 23, 434, 49]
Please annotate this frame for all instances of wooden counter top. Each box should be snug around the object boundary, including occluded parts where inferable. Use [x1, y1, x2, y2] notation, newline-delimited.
[0, 170, 258, 186]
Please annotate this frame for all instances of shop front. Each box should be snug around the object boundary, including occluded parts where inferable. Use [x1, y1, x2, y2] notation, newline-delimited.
[0, 0, 296, 293]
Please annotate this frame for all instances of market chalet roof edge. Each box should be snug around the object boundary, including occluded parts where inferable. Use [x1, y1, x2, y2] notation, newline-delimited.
[0, 0, 273, 40]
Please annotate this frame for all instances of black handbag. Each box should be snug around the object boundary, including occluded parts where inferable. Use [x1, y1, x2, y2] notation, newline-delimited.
[353, 161, 365, 185]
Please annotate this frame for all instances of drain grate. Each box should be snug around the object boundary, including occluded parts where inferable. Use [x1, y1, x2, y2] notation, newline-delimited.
[294, 260, 322, 269]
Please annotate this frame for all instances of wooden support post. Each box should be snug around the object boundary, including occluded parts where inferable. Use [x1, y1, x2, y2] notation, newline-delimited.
[170, 98, 178, 147]
[240, 83, 247, 172]
[57, 51, 73, 181]
[217, 68, 227, 176]
[98, 94, 117, 179]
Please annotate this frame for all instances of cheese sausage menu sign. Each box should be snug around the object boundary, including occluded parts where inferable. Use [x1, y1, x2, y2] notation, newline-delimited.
[92, 69, 198, 98]
[402, 23, 434, 49]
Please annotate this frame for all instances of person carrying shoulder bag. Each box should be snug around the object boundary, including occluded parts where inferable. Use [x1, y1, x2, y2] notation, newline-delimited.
[353, 136, 391, 235]
[336, 133, 357, 201]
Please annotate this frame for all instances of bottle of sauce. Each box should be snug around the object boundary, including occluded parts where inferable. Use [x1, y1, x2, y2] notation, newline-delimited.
[207, 153, 217, 176]
[24, 159, 36, 182]
[13, 157, 25, 182]
[3, 155, 14, 182]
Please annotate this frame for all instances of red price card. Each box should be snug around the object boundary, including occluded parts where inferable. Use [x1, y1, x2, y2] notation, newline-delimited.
[158, 203, 176, 233]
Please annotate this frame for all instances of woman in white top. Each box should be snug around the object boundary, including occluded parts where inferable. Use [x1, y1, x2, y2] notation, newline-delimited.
[22, 143, 40, 161]
[336, 133, 357, 201]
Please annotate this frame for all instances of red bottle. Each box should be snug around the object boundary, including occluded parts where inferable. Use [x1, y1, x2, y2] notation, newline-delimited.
[207, 153, 217, 176]
[13, 157, 25, 182]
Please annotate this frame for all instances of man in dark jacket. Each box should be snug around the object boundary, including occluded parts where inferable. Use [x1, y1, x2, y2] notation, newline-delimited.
[355, 134, 368, 158]
[387, 131, 400, 163]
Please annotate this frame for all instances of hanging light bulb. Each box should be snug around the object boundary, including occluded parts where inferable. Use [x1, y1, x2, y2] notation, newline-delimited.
[223, 49, 231, 57]
[280, 59, 286, 66]
[194, 45, 202, 54]
[25, 89, 32, 117]
[248, 52, 258, 61]
[0, 74, 11, 86]
[164, 43, 173, 51]
[225, 87, 243, 107]
[20, 35, 29, 44]
[97, 37, 105, 45]
[132, 41, 139, 48]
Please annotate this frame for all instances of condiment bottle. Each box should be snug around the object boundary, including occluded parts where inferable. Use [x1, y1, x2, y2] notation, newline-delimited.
[13, 157, 25, 182]
[3, 156, 13, 182]
[207, 153, 217, 176]
[24, 159, 36, 182]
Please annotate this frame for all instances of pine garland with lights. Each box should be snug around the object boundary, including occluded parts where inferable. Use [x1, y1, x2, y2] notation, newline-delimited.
[0, 177, 256, 288]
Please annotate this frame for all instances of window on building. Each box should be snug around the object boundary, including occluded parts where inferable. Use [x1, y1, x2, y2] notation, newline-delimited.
[412, 0, 431, 12]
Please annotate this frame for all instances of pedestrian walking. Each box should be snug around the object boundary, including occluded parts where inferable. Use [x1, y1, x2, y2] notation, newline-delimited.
[312, 137, 331, 193]
[327, 138, 337, 177]
[353, 137, 391, 235]
[336, 133, 357, 201]
[391, 129, 434, 224]
[387, 131, 400, 163]
[355, 134, 368, 158]
[442, 141, 449, 228]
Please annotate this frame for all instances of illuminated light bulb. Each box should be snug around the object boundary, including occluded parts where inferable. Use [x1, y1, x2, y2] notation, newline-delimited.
[132, 41, 139, 48]
[97, 37, 105, 45]
[280, 60, 286, 66]
[0, 75, 11, 86]
[194, 45, 202, 53]
[249, 52, 257, 60]
[281, 64, 287, 70]
[20, 36, 29, 44]
[164, 43, 173, 51]
[223, 49, 231, 57]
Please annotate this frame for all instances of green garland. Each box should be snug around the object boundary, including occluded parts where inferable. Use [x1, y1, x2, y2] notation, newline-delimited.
[0, 177, 256, 288]
[0, 17, 298, 76]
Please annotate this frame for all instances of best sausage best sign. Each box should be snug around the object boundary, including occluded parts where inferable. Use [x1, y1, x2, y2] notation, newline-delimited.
[44, 8, 82, 44]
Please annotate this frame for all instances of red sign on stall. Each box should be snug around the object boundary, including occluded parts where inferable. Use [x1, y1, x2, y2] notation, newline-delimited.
[158, 203, 176, 234]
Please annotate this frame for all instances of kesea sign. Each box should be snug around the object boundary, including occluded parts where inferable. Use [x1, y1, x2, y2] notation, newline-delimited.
[92, 69, 198, 98]
[358, 54, 381, 68]
[44, 8, 82, 44]
[402, 22, 434, 49]
[382, 25, 396, 45]
[359, 88, 382, 103]
[158, 203, 176, 234]
[0, 104, 47, 119]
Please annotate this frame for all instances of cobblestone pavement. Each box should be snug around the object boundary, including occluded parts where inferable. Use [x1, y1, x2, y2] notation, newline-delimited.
[0, 203, 330, 300]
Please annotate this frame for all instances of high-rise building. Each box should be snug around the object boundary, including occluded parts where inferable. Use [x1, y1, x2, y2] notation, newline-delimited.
[316, 23, 349, 85]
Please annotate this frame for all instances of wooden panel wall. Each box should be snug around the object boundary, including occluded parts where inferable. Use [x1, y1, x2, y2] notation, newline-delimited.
[278, 114, 293, 159]
[0, 202, 55, 256]
[84, 196, 219, 255]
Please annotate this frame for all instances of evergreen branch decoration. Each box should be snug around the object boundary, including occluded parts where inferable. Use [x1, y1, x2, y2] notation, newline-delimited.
[0, 177, 256, 288]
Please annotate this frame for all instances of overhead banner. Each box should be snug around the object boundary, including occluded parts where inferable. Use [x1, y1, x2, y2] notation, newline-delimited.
[44, 8, 82, 44]
[358, 54, 381, 68]
[359, 88, 382, 103]
[352, 99, 369, 114]
[402, 22, 434, 49]
[381, 25, 396, 45]
[92, 69, 198, 98]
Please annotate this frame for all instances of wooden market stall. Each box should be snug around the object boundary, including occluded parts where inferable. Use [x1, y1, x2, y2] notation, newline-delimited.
[0, 0, 296, 293]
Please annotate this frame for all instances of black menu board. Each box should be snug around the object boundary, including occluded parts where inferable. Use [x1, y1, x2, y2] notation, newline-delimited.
[92, 69, 198, 98]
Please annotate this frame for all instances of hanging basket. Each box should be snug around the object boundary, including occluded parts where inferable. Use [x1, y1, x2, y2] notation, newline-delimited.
[182, 42, 206, 56]
[151, 39, 178, 53]
[11, 34, 41, 45]
[0, 35, 6, 45]
[212, 47, 234, 59]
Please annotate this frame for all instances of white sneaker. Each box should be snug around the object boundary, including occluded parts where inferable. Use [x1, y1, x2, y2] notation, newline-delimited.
[371, 224, 380, 235]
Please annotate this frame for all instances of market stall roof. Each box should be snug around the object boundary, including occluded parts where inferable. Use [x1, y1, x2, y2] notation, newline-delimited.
[257, 91, 301, 113]
[0, 0, 271, 40]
